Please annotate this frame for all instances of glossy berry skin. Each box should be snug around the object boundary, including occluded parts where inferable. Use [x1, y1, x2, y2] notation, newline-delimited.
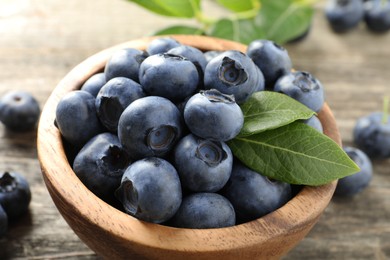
[0, 205, 7, 238]
[325, 0, 364, 33]
[167, 45, 208, 73]
[0, 171, 31, 219]
[203, 50, 223, 63]
[353, 112, 390, 159]
[73, 133, 131, 203]
[104, 48, 148, 82]
[146, 37, 181, 55]
[173, 134, 233, 192]
[95, 77, 146, 133]
[221, 161, 292, 224]
[184, 89, 244, 141]
[56, 90, 104, 147]
[364, 0, 390, 33]
[246, 39, 292, 89]
[115, 157, 182, 224]
[118, 96, 183, 160]
[139, 53, 199, 101]
[274, 71, 325, 113]
[204, 50, 265, 104]
[0, 90, 40, 132]
[80, 72, 107, 97]
[334, 146, 373, 197]
[304, 115, 324, 133]
[168, 193, 235, 229]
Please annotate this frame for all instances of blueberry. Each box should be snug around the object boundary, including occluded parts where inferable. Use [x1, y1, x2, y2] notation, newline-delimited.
[203, 50, 223, 63]
[104, 48, 148, 82]
[325, 0, 364, 33]
[274, 71, 325, 113]
[139, 53, 199, 101]
[246, 39, 292, 89]
[221, 161, 292, 224]
[0, 205, 7, 238]
[173, 134, 233, 192]
[146, 37, 181, 55]
[95, 77, 146, 132]
[168, 193, 235, 229]
[0, 90, 40, 132]
[334, 146, 373, 197]
[364, 0, 390, 33]
[115, 157, 182, 224]
[183, 89, 244, 141]
[73, 133, 131, 203]
[118, 96, 183, 160]
[353, 112, 390, 159]
[56, 90, 104, 147]
[167, 45, 207, 72]
[204, 50, 265, 104]
[303, 115, 324, 133]
[0, 171, 31, 219]
[80, 72, 107, 97]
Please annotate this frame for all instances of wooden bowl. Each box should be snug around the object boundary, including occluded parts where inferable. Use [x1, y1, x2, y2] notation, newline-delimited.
[37, 35, 339, 260]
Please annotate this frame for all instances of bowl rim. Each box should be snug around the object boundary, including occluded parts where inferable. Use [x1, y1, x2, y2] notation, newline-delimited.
[37, 35, 338, 255]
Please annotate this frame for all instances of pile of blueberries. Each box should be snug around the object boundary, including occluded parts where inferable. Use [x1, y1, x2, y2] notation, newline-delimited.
[325, 0, 390, 33]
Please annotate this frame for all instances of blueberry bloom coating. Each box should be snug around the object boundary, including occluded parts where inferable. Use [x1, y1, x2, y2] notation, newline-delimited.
[274, 71, 325, 112]
[73, 133, 131, 203]
[221, 161, 292, 224]
[0, 90, 40, 132]
[353, 112, 390, 159]
[334, 146, 373, 197]
[0, 172, 31, 219]
[184, 89, 244, 141]
[146, 37, 181, 55]
[304, 115, 324, 133]
[246, 39, 292, 89]
[139, 53, 199, 101]
[118, 96, 183, 160]
[173, 134, 233, 192]
[115, 157, 182, 223]
[167, 45, 208, 72]
[104, 48, 148, 82]
[0, 205, 7, 238]
[364, 0, 390, 33]
[203, 50, 223, 63]
[80, 72, 107, 97]
[325, 0, 364, 33]
[95, 77, 146, 132]
[204, 50, 265, 104]
[169, 193, 235, 229]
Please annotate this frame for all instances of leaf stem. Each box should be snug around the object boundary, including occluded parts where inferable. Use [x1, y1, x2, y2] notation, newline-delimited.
[382, 96, 389, 124]
[189, 0, 216, 26]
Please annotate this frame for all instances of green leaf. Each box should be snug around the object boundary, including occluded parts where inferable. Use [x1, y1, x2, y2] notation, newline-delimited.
[153, 25, 204, 36]
[228, 122, 360, 186]
[216, 0, 258, 12]
[238, 91, 315, 137]
[126, 0, 200, 18]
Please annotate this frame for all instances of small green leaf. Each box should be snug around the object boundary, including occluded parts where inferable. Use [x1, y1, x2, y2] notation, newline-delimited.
[238, 91, 315, 137]
[228, 122, 360, 186]
[216, 0, 258, 12]
[127, 0, 200, 17]
[153, 25, 204, 36]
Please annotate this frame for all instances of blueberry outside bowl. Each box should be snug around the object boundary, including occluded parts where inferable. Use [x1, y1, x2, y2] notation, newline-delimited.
[37, 35, 339, 260]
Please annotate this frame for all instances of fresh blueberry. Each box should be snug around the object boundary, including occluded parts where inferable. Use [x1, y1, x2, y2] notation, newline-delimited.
[353, 112, 390, 159]
[0, 171, 31, 219]
[80, 72, 107, 97]
[139, 53, 199, 101]
[203, 50, 223, 63]
[118, 96, 183, 160]
[0, 205, 7, 238]
[0, 90, 40, 132]
[335, 147, 373, 197]
[104, 48, 148, 82]
[246, 39, 292, 89]
[325, 0, 364, 33]
[364, 0, 390, 33]
[73, 132, 131, 204]
[146, 37, 181, 55]
[274, 71, 325, 113]
[204, 50, 265, 104]
[184, 89, 244, 141]
[221, 161, 292, 224]
[115, 157, 182, 224]
[167, 45, 207, 72]
[303, 115, 324, 133]
[168, 192, 235, 229]
[173, 134, 233, 192]
[56, 90, 104, 147]
[95, 77, 146, 133]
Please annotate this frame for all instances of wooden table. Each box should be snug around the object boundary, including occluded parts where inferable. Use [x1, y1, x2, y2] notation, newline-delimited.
[0, 0, 389, 259]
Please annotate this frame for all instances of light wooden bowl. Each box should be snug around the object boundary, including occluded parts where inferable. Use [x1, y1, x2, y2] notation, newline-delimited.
[37, 35, 339, 260]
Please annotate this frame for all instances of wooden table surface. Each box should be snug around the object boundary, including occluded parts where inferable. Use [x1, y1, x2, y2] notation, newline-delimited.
[0, 0, 389, 259]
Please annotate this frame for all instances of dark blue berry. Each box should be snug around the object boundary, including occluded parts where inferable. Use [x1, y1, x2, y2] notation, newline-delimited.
[364, 0, 390, 33]
[80, 73, 107, 97]
[146, 37, 181, 55]
[0, 205, 7, 238]
[325, 0, 364, 33]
